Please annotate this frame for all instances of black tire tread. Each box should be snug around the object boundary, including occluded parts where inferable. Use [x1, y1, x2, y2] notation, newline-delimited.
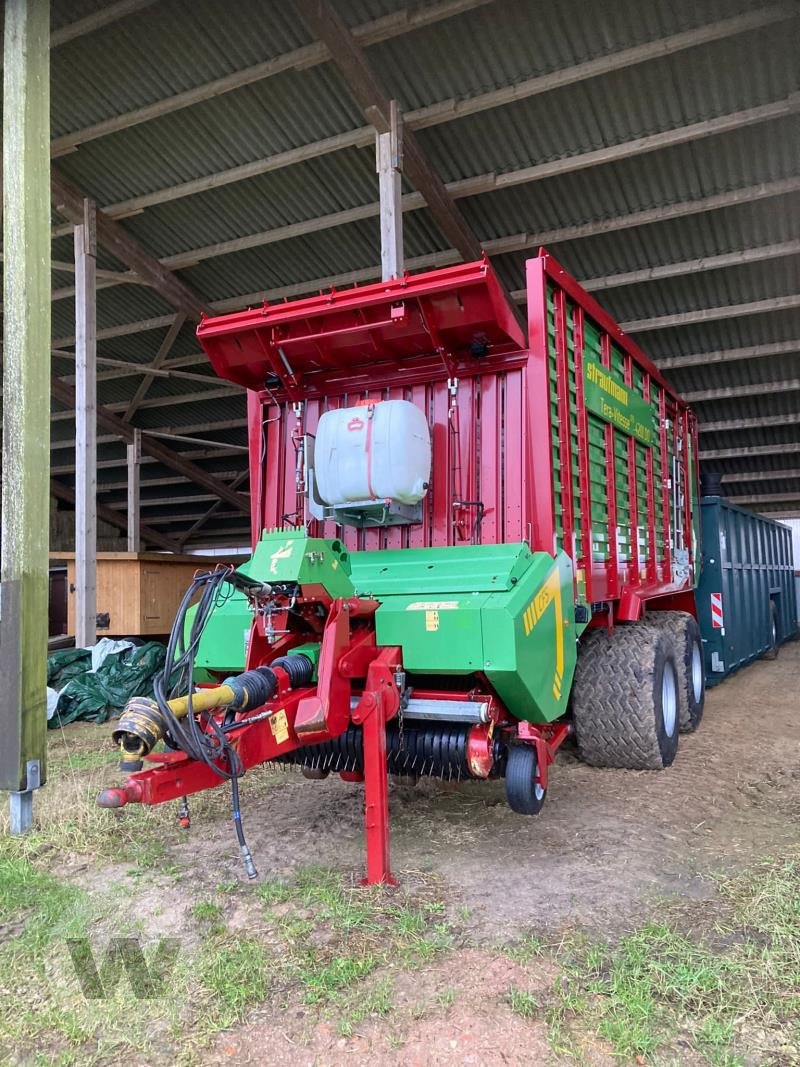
[572, 623, 678, 770]
[646, 611, 704, 732]
[505, 744, 546, 815]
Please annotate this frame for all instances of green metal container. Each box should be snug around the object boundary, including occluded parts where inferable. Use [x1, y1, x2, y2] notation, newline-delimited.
[696, 496, 797, 686]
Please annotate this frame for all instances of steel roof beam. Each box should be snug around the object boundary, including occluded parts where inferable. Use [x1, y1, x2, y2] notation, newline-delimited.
[49, 0, 491, 157]
[52, 4, 795, 219]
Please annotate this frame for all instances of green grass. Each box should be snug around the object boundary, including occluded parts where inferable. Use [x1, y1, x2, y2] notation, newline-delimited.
[192, 900, 223, 924]
[543, 855, 800, 1064]
[198, 936, 273, 1030]
[507, 986, 539, 1018]
[256, 865, 452, 1021]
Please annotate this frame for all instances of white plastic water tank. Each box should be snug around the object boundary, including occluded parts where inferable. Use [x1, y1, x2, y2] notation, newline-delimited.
[314, 400, 431, 506]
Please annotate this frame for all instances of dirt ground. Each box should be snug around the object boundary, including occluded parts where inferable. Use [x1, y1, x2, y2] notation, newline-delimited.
[187, 642, 799, 1065]
[179, 638, 799, 937]
[4, 639, 799, 1066]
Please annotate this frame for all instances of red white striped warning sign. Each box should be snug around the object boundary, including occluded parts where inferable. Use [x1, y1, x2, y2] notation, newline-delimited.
[710, 592, 724, 629]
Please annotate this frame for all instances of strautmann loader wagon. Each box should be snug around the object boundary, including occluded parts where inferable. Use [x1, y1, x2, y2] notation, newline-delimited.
[99, 251, 723, 883]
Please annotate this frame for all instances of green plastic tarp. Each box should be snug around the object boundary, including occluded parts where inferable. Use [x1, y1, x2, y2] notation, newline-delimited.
[47, 642, 167, 728]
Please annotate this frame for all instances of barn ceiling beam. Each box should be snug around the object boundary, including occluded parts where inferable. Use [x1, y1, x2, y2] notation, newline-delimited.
[122, 313, 186, 421]
[50, 417, 247, 452]
[51, 4, 795, 219]
[660, 340, 800, 370]
[728, 491, 800, 505]
[50, 168, 213, 320]
[700, 442, 800, 460]
[722, 468, 800, 483]
[50, 385, 240, 421]
[621, 293, 800, 333]
[50, 170, 800, 350]
[294, 0, 484, 267]
[50, 1, 158, 49]
[50, 377, 248, 514]
[50, 479, 181, 552]
[119, 98, 800, 274]
[98, 470, 240, 493]
[138, 508, 243, 525]
[55, 352, 232, 389]
[580, 240, 800, 293]
[684, 379, 800, 403]
[53, 446, 247, 475]
[49, 0, 491, 156]
[699, 413, 800, 433]
[176, 469, 250, 548]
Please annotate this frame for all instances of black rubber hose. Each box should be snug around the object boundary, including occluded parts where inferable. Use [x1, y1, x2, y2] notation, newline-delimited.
[271, 654, 314, 688]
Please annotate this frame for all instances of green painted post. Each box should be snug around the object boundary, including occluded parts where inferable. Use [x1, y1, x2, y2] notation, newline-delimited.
[0, 0, 50, 830]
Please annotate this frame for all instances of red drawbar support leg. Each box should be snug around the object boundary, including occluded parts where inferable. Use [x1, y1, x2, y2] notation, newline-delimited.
[352, 647, 401, 886]
[360, 705, 395, 886]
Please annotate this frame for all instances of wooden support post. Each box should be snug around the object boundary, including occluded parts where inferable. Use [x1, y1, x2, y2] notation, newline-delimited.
[74, 198, 97, 648]
[0, 0, 50, 829]
[376, 100, 403, 280]
[127, 428, 141, 552]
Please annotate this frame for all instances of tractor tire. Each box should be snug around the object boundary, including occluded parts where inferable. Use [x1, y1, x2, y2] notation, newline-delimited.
[646, 611, 705, 732]
[762, 601, 779, 660]
[505, 744, 547, 815]
[571, 624, 680, 770]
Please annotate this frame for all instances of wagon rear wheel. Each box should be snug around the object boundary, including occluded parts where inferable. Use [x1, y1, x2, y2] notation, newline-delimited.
[646, 611, 705, 732]
[571, 624, 680, 769]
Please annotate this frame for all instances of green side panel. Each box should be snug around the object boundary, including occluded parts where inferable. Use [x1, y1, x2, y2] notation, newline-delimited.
[250, 527, 355, 596]
[367, 544, 578, 723]
[189, 530, 353, 676]
[483, 550, 577, 723]
[350, 542, 535, 595]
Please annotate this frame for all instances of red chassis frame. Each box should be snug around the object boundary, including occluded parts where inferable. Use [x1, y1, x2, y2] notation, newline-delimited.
[102, 593, 569, 884]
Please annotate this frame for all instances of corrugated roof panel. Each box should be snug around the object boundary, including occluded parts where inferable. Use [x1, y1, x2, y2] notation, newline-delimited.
[115, 146, 379, 258]
[414, 26, 799, 184]
[670, 352, 800, 394]
[589, 257, 800, 322]
[627, 309, 800, 361]
[51, 0, 313, 136]
[54, 60, 364, 207]
[375, 0, 770, 110]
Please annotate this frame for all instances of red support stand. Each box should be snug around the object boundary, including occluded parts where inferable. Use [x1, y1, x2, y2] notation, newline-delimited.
[351, 646, 401, 886]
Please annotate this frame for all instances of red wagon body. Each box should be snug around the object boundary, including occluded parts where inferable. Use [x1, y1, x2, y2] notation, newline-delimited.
[200, 250, 700, 623]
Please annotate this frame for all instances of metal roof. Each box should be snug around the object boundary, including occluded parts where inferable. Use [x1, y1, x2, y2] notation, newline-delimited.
[15, 0, 800, 544]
